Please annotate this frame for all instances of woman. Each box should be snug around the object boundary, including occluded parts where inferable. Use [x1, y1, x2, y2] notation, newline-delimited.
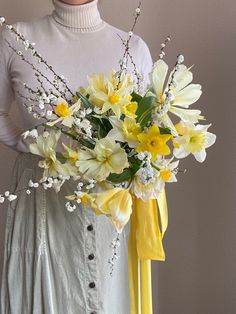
[0, 0, 153, 313]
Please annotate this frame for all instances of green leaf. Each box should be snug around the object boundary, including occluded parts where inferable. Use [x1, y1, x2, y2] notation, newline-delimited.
[76, 92, 93, 109]
[131, 91, 143, 104]
[136, 96, 156, 129]
[107, 169, 133, 184]
[88, 116, 112, 139]
[159, 127, 172, 135]
[79, 138, 95, 149]
[107, 160, 141, 184]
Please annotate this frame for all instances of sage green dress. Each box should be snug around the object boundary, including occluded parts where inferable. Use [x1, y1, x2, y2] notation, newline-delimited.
[0, 0, 152, 313]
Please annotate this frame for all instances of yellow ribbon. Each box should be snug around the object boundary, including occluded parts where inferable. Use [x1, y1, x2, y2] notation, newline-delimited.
[128, 189, 168, 314]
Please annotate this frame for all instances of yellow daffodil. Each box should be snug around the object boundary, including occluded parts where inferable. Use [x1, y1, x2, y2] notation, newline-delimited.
[62, 143, 79, 162]
[121, 96, 138, 118]
[87, 70, 134, 117]
[108, 116, 141, 148]
[173, 121, 216, 162]
[155, 158, 179, 190]
[29, 130, 75, 177]
[47, 97, 81, 128]
[91, 188, 133, 233]
[137, 125, 172, 161]
[76, 137, 129, 181]
[66, 192, 96, 207]
[149, 59, 204, 135]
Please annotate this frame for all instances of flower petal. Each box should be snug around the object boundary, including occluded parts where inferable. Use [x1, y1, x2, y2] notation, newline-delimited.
[174, 84, 202, 108]
[170, 107, 204, 123]
[173, 146, 190, 159]
[150, 60, 168, 101]
[194, 150, 206, 162]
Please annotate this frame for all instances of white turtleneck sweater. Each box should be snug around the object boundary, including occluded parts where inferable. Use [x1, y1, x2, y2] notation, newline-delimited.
[0, 0, 153, 152]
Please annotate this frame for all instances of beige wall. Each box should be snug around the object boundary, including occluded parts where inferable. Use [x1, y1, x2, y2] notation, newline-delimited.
[0, 0, 235, 313]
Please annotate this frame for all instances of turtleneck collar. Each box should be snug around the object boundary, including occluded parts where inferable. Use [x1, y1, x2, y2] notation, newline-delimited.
[52, 0, 104, 32]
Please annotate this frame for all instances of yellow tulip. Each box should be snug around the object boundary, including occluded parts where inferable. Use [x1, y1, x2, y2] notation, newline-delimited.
[91, 188, 133, 233]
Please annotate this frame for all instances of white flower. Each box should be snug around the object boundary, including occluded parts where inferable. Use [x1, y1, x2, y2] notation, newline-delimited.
[173, 121, 216, 162]
[149, 59, 203, 135]
[47, 98, 81, 128]
[29, 130, 76, 178]
[154, 159, 179, 191]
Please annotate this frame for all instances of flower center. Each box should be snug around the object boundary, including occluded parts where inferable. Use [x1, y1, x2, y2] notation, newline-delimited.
[148, 137, 162, 149]
[122, 119, 141, 141]
[55, 102, 70, 117]
[109, 94, 121, 105]
[160, 169, 172, 182]
[189, 132, 207, 152]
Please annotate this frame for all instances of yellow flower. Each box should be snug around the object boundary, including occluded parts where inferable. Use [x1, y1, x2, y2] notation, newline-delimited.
[91, 188, 133, 233]
[122, 100, 138, 118]
[47, 97, 81, 128]
[87, 70, 134, 117]
[29, 130, 77, 179]
[148, 59, 204, 135]
[122, 117, 141, 141]
[108, 117, 141, 148]
[55, 102, 70, 117]
[66, 192, 96, 207]
[173, 121, 216, 162]
[160, 169, 172, 181]
[137, 125, 172, 161]
[76, 137, 129, 181]
[62, 143, 79, 162]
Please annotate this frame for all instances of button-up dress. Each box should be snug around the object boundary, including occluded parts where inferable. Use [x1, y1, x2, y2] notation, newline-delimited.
[0, 6, 152, 313]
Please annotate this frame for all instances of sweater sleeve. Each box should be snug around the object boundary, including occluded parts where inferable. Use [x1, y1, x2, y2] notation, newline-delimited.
[0, 29, 27, 152]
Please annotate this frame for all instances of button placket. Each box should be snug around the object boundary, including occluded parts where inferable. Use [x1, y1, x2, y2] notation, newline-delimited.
[84, 206, 99, 313]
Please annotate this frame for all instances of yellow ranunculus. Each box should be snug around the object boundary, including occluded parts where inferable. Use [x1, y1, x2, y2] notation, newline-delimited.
[91, 188, 133, 233]
[137, 125, 172, 161]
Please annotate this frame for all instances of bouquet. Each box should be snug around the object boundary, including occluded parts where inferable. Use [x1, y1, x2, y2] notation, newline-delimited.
[0, 4, 216, 311]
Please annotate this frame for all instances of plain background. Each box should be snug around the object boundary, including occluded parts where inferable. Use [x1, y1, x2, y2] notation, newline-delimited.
[0, 0, 235, 313]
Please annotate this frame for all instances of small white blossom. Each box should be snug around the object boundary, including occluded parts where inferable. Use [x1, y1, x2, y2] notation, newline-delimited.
[0, 17, 6, 25]
[8, 194, 17, 202]
[66, 201, 76, 212]
[177, 54, 184, 64]
[28, 180, 34, 188]
[0, 195, 5, 203]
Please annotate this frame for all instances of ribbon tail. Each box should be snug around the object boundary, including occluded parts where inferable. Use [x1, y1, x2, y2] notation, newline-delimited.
[157, 189, 168, 237]
[141, 259, 153, 314]
[128, 204, 141, 314]
[128, 190, 168, 314]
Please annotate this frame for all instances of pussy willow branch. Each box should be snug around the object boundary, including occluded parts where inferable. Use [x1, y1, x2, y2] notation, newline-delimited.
[117, 2, 142, 90]
[7, 41, 65, 99]
[1, 20, 75, 98]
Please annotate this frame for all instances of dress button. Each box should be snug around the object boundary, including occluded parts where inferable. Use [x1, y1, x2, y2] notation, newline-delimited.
[89, 282, 96, 289]
[87, 224, 93, 231]
[88, 253, 95, 260]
